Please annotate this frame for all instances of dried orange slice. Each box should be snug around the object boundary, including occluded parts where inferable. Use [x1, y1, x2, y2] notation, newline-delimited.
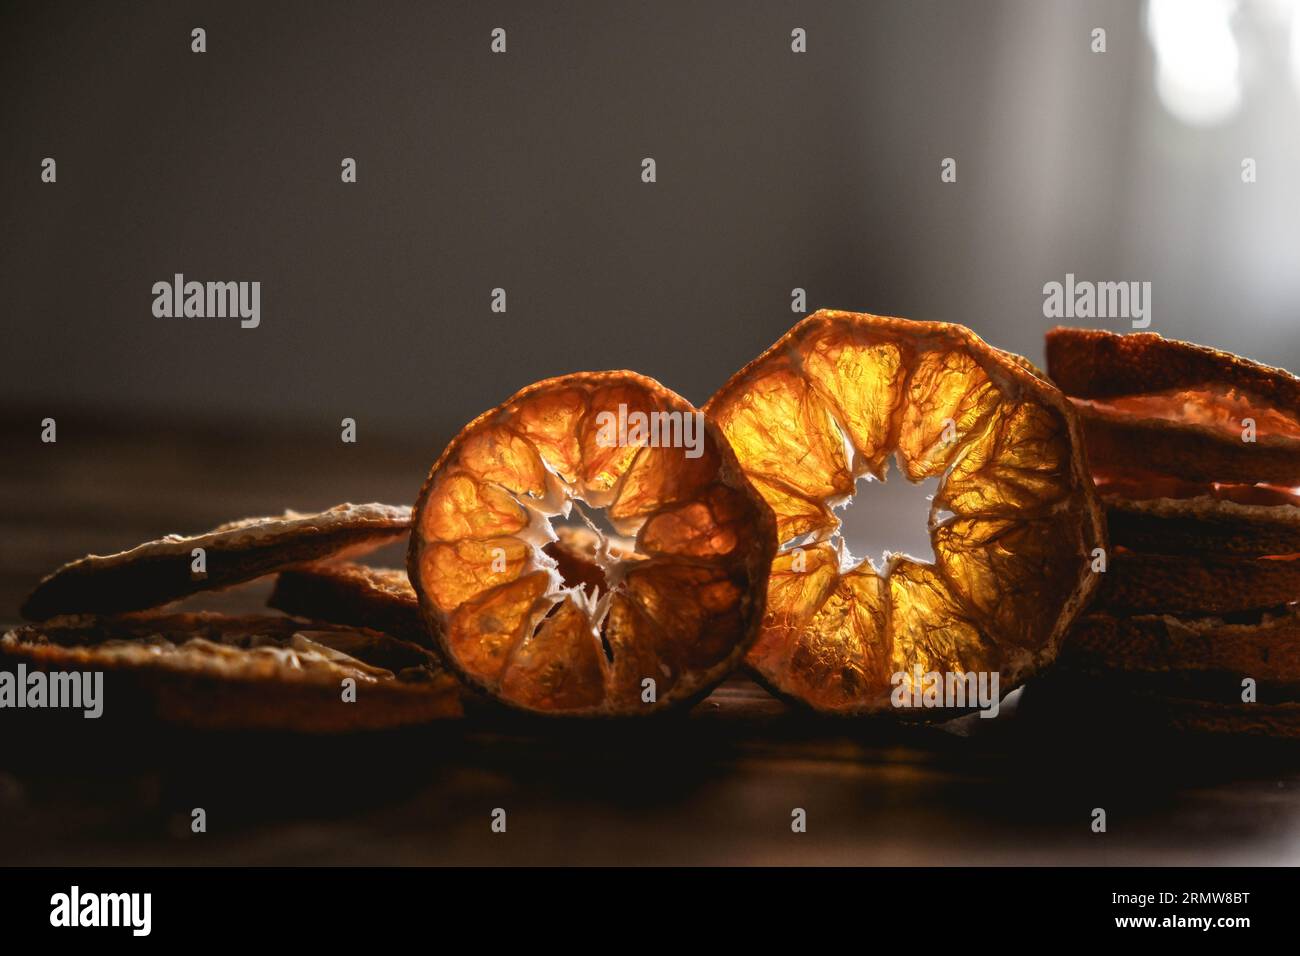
[1039, 606, 1300, 739]
[1046, 327, 1300, 485]
[705, 310, 1104, 715]
[407, 371, 776, 716]
[1, 612, 463, 731]
[1096, 550, 1300, 616]
[1060, 607, 1300, 686]
[21, 504, 411, 620]
[271, 564, 427, 646]
[1096, 470, 1300, 557]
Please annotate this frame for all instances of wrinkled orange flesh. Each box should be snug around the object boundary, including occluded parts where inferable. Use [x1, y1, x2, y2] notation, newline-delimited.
[408, 371, 775, 715]
[705, 310, 1104, 714]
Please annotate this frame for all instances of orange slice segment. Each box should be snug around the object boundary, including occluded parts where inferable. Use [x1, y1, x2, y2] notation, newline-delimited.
[706, 310, 1104, 715]
[409, 371, 776, 716]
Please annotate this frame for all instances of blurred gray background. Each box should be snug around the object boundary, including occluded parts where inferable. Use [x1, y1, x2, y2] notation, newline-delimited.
[3, 0, 1300, 605]
[5, 0, 1300, 431]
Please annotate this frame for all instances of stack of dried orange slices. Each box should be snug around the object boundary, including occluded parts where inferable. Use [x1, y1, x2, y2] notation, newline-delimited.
[7, 504, 463, 731]
[1044, 327, 1300, 736]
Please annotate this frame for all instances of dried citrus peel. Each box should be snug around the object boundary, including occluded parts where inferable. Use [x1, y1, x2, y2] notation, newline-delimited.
[1047, 327, 1300, 485]
[1074, 387, 1300, 441]
[706, 310, 1104, 714]
[408, 371, 775, 716]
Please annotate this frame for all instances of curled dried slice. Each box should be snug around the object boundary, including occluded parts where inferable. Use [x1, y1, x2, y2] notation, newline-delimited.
[21, 504, 411, 620]
[1046, 326, 1300, 408]
[1046, 327, 1300, 484]
[706, 310, 1104, 715]
[408, 371, 776, 716]
[270, 564, 426, 646]
[0, 612, 463, 731]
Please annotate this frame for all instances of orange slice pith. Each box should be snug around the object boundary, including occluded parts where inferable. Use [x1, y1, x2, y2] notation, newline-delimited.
[705, 310, 1105, 715]
[408, 371, 776, 716]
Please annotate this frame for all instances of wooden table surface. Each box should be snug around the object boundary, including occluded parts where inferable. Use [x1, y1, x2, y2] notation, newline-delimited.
[3, 409, 1298, 866]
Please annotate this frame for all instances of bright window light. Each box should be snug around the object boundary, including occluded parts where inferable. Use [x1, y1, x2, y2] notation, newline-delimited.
[1146, 0, 1242, 126]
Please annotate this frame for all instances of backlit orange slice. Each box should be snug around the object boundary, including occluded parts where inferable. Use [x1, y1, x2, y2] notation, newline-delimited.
[408, 371, 776, 715]
[706, 310, 1104, 715]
